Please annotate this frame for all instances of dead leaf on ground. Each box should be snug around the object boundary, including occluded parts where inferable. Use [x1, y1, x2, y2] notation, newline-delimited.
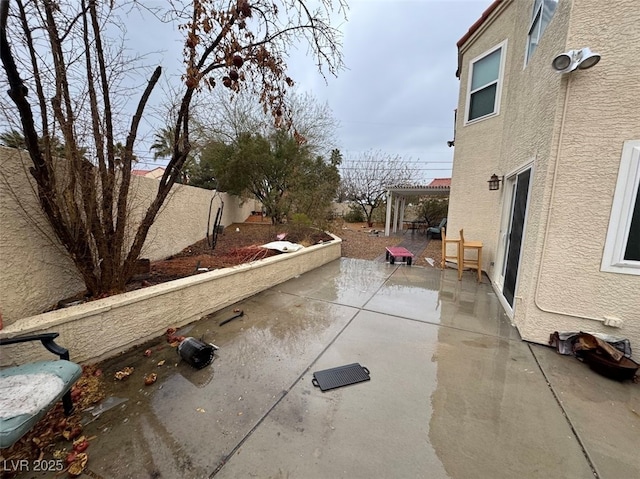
[114, 367, 134, 380]
[67, 452, 88, 477]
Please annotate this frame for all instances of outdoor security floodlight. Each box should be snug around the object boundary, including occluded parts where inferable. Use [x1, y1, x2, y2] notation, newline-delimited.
[552, 47, 601, 73]
[577, 47, 601, 69]
[552, 51, 574, 71]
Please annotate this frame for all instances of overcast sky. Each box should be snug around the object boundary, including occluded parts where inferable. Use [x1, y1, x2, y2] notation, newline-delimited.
[124, 1, 490, 183]
[286, 0, 489, 182]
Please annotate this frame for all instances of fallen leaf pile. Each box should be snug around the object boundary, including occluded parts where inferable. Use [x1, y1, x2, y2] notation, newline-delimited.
[67, 452, 88, 477]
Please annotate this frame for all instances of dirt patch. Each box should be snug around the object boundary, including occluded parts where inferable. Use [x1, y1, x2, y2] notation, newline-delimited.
[328, 221, 443, 269]
[143, 220, 443, 288]
[145, 223, 334, 285]
[54, 220, 443, 308]
[330, 222, 402, 260]
[411, 237, 443, 268]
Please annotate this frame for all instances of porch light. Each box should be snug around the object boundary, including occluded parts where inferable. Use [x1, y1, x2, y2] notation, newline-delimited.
[488, 174, 503, 191]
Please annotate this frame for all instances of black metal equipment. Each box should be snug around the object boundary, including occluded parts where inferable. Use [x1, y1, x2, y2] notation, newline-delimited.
[312, 363, 371, 392]
[207, 194, 224, 249]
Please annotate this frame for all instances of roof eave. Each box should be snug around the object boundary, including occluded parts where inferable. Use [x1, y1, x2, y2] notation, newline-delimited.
[455, 0, 505, 78]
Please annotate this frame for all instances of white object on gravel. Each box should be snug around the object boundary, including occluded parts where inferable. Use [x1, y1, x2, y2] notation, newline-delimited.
[261, 241, 304, 253]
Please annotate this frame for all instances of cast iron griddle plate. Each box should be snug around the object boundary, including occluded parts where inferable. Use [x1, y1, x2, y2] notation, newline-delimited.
[312, 363, 370, 391]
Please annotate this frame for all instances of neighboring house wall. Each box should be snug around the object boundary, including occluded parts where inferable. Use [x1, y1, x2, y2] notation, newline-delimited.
[0, 147, 255, 325]
[132, 167, 165, 179]
[450, 0, 640, 347]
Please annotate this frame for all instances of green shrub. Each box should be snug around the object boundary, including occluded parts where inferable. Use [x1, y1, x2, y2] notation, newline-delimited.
[418, 197, 449, 226]
[290, 213, 313, 226]
[343, 205, 365, 223]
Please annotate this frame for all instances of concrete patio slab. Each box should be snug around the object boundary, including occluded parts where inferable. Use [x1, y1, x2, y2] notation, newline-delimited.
[275, 258, 394, 308]
[10, 258, 638, 479]
[530, 344, 640, 479]
[364, 267, 520, 340]
[217, 310, 594, 479]
[71, 291, 358, 478]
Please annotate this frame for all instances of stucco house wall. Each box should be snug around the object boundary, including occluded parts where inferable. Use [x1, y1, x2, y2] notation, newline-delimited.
[448, 1, 516, 271]
[450, 0, 640, 348]
[0, 147, 256, 324]
[518, 0, 640, 345]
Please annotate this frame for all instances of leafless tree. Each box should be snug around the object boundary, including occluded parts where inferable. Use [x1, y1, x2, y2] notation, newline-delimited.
[341, 150, 414, 226]
[195, 88, 338, 156]
[0, 0, 345, 296]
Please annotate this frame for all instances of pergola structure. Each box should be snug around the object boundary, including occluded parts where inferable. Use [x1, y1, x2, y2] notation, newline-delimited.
[384, 181, 451, 236]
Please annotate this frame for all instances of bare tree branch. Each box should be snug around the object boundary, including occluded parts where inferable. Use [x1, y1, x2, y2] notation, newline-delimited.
[342, 151, 415, 226]
[1, 0, 345, 296]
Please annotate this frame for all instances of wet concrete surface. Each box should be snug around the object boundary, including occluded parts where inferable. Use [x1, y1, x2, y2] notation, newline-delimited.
[373, 231, 429, 262]
[16, 259, 639, 478]
[530, 344, 640, 479]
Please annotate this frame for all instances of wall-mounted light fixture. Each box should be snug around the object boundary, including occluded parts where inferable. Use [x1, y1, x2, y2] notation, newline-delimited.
[551, 47, 601, 74]
[488, 174, 503, 191]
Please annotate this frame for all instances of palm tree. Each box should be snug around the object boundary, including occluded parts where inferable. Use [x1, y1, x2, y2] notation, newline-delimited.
[1, 129, 72, 157]
[0, 129, 27, 148]
[149, 127, 175, 160]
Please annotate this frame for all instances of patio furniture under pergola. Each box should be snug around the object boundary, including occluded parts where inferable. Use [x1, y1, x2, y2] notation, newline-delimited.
[384, 183, 451, 236]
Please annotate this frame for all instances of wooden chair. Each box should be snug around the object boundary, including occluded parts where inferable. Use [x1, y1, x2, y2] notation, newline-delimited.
[458, 229, 483, 282]
[440, 227, 461, 269]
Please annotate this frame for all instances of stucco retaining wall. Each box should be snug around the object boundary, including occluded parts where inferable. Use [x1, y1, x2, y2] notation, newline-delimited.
[0, 237, 341, 366]
[0, 147, 258, 324]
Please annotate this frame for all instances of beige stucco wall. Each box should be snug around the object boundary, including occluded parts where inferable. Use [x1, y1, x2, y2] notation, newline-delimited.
[0, 148, 86, 324]
[450, 0, 640, 347]
[0, 238, 341, 365]
[448, 0, 517, 272]
[0, 147, 256, 324]
[130, 172, 256, 262]
[518, 0, 640, 345]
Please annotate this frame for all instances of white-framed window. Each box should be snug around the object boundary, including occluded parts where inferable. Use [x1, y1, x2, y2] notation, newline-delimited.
[601, 140, 640, 275]
[465, 41, 507, 123]
[526, 0, 559, 64]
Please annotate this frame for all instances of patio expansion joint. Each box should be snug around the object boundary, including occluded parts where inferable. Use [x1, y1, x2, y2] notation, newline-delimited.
[359, 307, 525, 343]
[209, 305, 363, 477]
[528, 343, 601, 479]
[210, 268, 395, 477]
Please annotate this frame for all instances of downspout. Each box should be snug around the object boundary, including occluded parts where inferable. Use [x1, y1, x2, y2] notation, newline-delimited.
[532, 74, 608, 326]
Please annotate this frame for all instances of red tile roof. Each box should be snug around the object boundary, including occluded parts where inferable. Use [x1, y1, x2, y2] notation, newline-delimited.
[457, 0, 503, 48]
[455, 0, 504, 78]
[428, 178, 452, 187]
[131, 167, 165, 176]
